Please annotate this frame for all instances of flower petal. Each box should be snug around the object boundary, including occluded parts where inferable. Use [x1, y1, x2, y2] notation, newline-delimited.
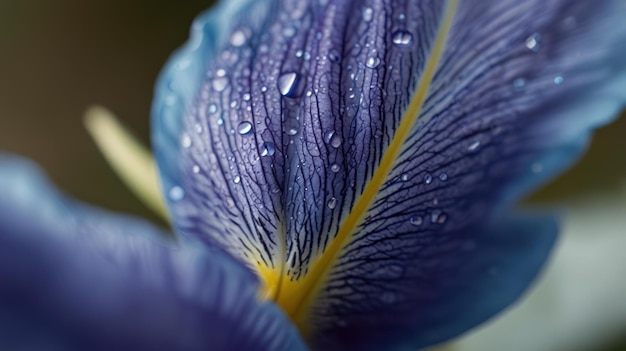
[310, 1, 626, 348]
[0, 155, 306, 351]
[152, 0, 257, 204]
[316, 212, 558, 350]
[155, 0, 626, 347]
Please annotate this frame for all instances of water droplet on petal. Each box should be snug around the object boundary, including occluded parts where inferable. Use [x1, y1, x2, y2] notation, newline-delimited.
[330, 163, 340, 173]
[513, 78, 526, 89]
[192, 165, 200, 174]
[282, 26, 296, 38]
[330, 133, 342, 148]
[327, 197, 337, 209]
[431, 210, 448, 224]
[278, 72, 300, 97]
[392, 30, 413, 46]
[468, 140, 481, 151]
[328, 49, 340, 62]
[169, 186, 185, 202]
[285, 118, 300, 136]
[237, 121, 253, 135]
[553, 76, 564, 85]
[525, 33, 541, 52]
[233, 176, 241, 184]
[194, 124, 203, 134]
[424, 173, 433, 184]
[439, 173, 448, 182]
[401, 174, 409, 182]
[212, 77, 229, 92]
[362, 7, 373, 22]
[410, 216, 423, 226]
[260, 142, 276, 157]
[230, 29, 247, 47]
[366, 56, 381, 68]
[208, 103, 218, 114]
[180, 133, 192, 148]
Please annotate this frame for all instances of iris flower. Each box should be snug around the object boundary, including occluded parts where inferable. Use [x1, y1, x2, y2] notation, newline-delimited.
[1, 0, 626, 350]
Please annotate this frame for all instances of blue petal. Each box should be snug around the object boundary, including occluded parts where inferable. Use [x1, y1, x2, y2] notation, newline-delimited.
[153, 0, 626, 348]
[0, 155, 306, 351]
[152, 0, 257, 205]
[315, 213, 558, 350]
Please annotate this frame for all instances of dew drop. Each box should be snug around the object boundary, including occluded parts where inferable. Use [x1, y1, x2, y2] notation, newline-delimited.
[410, 216, 423, 226]
[513, 78, 526, 89]
[362, 7, 373, 22]
[532, 162, 543, 173]
[553, 76, 564, 85]
[282, 26, 296, 38]
[439, 173, 448, 182]
[330, 163, 340, 173]
[192, 165, 200, 174]
[401, 174, 409, 182]
[212, 77, 229, 92]
[229, 29, 247, 47]
[169, 186, 185, 202]
[525, 33, 541, 52]
[233, 176, 241, 184]
[278, 72, 299, 97]
[468, 140, 481, 151]
[180, 133, 192, 148]
[260, 142, 276, 157]
[391, 30, 413, 46]
[330, 133, 342, 148]
[285, 120, 300, 136]
[366, 56, 381, 68]
[328, 49, 340, 62]
[217, 118, 224, 126]
[194, 123, 203, 134]
[327, 197, 337, 209]
[237, 121, 253, 135]
[431, 210, 448, 224]
[424, 173, 433, 184]
[208, 103, 218, 114]
[242, 93, 251, 101]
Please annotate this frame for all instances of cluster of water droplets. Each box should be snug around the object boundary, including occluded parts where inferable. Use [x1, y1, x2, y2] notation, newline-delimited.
[514, 32, 566, 89]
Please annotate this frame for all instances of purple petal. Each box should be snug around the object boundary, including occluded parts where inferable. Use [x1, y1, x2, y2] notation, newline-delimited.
[0, 155, 306, 351]
[153, 0, 626, 349]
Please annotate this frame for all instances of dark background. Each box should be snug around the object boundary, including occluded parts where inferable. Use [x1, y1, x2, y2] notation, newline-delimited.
[0, 1, 624, 350]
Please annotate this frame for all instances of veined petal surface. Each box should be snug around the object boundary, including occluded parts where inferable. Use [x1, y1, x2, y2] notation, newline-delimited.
[0, 155, 306, 351]
[153, 0, 626, 349]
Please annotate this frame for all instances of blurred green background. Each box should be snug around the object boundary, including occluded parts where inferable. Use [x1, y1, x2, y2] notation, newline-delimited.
[0, 1, 625, 350]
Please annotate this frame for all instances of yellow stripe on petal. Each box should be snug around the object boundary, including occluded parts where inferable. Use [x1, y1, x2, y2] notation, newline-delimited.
[272, 0, 459, 337]
[84, 106, 170, 221]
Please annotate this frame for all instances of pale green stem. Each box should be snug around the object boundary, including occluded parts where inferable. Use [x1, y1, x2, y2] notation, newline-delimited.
[84, 106, 170, 221]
